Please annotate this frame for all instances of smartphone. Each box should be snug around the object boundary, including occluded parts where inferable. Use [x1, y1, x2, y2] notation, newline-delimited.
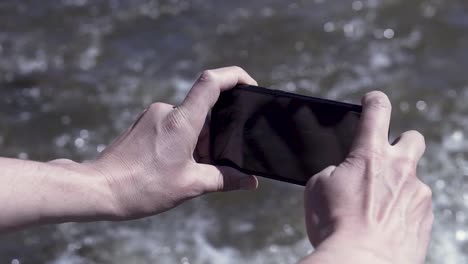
[210, 85, 361, 186]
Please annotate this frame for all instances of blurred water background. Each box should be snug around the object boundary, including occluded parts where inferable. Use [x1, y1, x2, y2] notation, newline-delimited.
[0, 0, 467, 263]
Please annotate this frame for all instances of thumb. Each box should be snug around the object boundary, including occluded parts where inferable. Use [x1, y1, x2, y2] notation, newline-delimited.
[195, 164, 258, 192]
[305, 165, 336, 191]
[305, 165, 336, 247]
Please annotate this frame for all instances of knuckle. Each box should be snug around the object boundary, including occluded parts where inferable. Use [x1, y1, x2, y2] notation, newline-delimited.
[147, 102, 174, 124]
[363, 91, 392, 111]
[417, 182, 432, 201]
[148, 102, 164, 112]
[306, 172, 324, 189]
[230, 65, 245, 73]
[418, 183, 433, 199]
[198, 69, 217, 83]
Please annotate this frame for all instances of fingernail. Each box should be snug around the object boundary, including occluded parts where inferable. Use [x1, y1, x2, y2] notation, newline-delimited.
[239, 176, 257, 190]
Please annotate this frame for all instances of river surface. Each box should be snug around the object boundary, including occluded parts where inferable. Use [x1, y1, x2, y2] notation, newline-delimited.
[0, 0, 467, 263]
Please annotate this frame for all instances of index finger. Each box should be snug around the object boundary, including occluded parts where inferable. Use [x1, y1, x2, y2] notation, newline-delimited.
[177, 66, 258, 133]
[351, 91, 392, 152]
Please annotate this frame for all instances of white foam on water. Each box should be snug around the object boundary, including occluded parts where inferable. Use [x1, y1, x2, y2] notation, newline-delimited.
[48, 202, 311, 264]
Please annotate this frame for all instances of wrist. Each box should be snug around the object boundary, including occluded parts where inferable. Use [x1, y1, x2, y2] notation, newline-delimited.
[46, 159, 119, 222]
[300, 231, 393, 264]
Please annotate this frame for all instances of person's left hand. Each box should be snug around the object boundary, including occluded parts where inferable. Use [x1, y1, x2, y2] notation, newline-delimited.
[86, 66, 259, 220]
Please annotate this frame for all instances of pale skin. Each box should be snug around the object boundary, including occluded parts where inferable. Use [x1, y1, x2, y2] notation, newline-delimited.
[300, 92, 433, 264]
[0, 66, 433, 263]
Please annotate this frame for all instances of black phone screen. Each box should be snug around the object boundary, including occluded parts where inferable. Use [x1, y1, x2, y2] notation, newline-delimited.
[210, 85, 361, 185]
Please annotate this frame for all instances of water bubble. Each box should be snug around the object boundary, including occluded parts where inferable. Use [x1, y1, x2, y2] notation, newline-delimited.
[235, 8, 250, 18]
[323, 22, 336, 32]
[285, 82, 296, 92]
[67, 242, 82, 251]
[422, 4, 436, 18]
[261, 7, 274, 17]
[435, 179, 446, 190]
[443, 130, 465, 151]
[28, 87, 41, 98]
[343, 23, 355, 37]
[416, 100, 427, 111]
[97, 144, 106, 153]
[61, 115, 71, 125]
[352, 1, 364, 11]
[451, 130, 464, 142]
[383, 28, 395, 39]
[464, 193, 468, 205]
[55, 134, 70, 147]
[82, 236, 98, 245]
[269, 245, 279, 253]
[370, 52, 391, 69]
[343, 20, 365, 39]
[373, 29, 384, 39]
[399, 101, 410, 113]
[180, 257, 190, 264]
[11, 259, 20, 264]
[456, 211, 466, 223]
[80, 129, 89, 139]
[18, 152, 28, 160]
[443, 209, 453, 218]
[401, 30, 422, 49]
[18, 53, 48, 75]
[283, 224, 294, 236]
[455, 230, 467, 241]
[74, 138, 85, 148]
[79, 46, 100, 71]
[294, 41, 304, 51]
[19, 112, 31, 121]
[216, 24, 229, 35]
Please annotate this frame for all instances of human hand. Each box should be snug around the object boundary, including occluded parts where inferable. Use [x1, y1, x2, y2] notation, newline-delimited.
[302, 92, 433, 264]
[87, 66, 259, 220]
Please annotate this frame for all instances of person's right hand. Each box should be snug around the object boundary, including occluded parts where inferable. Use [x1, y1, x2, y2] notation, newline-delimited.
[84, 66, 258, 221]
[301, 92, 433, 264]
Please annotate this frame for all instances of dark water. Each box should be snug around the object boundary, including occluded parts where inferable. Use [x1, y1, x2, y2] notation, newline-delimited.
[0, 0, 467, 263]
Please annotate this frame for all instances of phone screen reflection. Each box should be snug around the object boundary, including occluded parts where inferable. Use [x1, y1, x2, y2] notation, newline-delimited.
[211, 86, 360, 185]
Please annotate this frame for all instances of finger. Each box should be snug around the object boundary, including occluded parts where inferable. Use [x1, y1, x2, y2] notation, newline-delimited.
[304, 165, 336, 246]
[195, 163, 258, 192]
[177, 66, 258, 133]
[147, 102, 175, 120]
[306, 165, 336, 189]
[392, 130, 426, 161]
[351, 91, 392, 152]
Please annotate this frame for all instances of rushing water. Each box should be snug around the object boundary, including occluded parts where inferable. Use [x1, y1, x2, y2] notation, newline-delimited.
[1, 0, 468, 263]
